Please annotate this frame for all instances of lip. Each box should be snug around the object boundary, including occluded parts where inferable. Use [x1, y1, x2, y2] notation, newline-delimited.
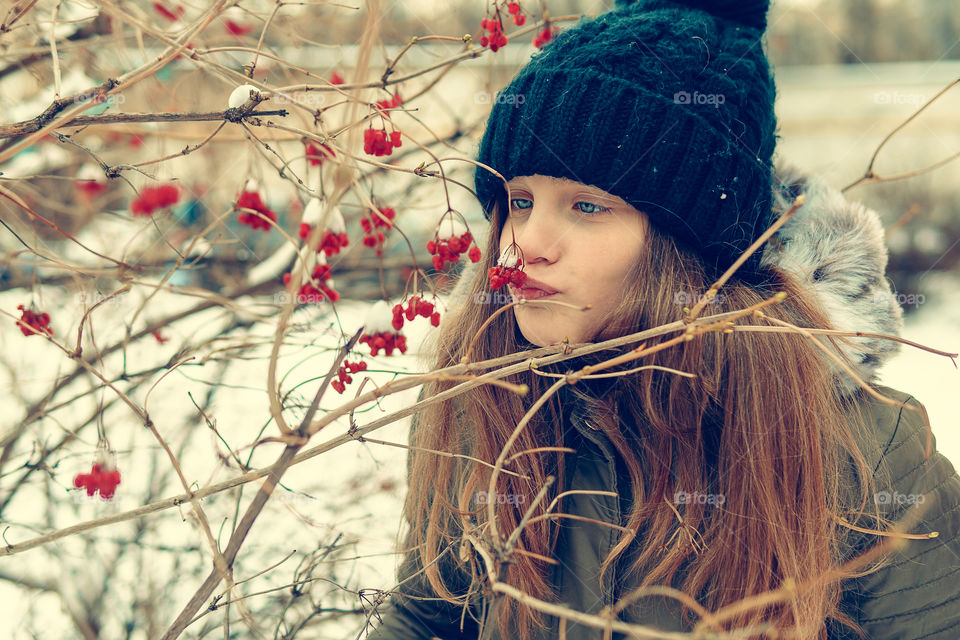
[509, 277, 559, 301]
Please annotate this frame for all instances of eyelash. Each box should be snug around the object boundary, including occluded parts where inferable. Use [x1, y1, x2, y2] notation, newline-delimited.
[508, 197, 612, 216]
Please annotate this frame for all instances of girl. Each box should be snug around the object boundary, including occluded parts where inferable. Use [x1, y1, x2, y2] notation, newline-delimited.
[369, 1, 960, 638]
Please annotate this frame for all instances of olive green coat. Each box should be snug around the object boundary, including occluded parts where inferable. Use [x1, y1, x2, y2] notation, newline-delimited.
[366, 384, 960, 639]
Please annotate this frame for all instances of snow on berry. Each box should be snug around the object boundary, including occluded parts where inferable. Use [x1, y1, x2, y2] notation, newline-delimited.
[282, 255, 340, 305]
[488, 246, 527, 290]
[131, 182, 180, 217]
[359, 300, 408, 357]
[16, 304, 53, 337]
[428, 216, 480, 269]
[299, 199, 349, 257]
[228, 84, 260, 109]
[235, 180, 277, 231]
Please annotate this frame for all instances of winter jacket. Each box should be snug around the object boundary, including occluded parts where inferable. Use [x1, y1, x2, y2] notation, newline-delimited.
[366, 171, 960, 639]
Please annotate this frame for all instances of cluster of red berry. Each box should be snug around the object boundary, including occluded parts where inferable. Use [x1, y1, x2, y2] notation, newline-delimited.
[359, 331, 408, 357]
[361, 206, 395, 257]
[153, 1, 184, 21]
[392, 295, 441, 330]
[488, 264, 528, 290]
[364, 128, 402, 157]
[131, 183, 179, 217]
[533, 26, 561, 48]
[480, 17, 508, 51]
[235, 189, 277, 231]
[75, 179, 107, 198]
[282, 264, 340, 304]
[74, 463, 122, 499]
[106, 130, 144, 148]
[16, 304, 53, 337]
[305, 141, 335, 166]
[299, 223, 349, 257]
[332, 360, 368, 394]
[224, 19, 253, 36]
[427, 232, 482, 270]
[506, 2, 527, 25]
[375, 94, 403, 110]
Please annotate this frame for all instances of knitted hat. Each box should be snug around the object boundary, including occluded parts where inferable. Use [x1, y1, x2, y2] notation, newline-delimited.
[473, 0, 778, 279]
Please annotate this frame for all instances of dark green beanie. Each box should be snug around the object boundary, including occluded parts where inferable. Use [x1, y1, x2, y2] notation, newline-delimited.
[473, 0, 778, 279]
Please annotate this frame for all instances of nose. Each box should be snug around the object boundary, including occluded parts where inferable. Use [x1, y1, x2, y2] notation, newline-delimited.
[502, 199, 562, 265]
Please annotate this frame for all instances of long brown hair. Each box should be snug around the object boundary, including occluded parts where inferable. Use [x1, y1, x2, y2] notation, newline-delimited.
[401, 193, 885, 639]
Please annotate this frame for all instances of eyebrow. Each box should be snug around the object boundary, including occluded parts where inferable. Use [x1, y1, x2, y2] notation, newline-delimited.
[506, 179, 622, 203]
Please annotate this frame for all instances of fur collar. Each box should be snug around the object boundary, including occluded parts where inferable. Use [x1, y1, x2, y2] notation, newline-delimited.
[450, 165, 902, 397]
[761, 164, 903, 397]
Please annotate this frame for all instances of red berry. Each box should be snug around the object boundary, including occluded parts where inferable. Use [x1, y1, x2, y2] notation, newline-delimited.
[469, 246, 482, 262]
[514, 14, 525, 26]
[430, 311, 441, 327]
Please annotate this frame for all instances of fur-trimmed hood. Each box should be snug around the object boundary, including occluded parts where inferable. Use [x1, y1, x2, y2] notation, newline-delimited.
[448, 165, 903, 397]
[761, 164, 903, 397]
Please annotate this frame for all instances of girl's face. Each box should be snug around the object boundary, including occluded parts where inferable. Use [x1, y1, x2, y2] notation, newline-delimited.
[497, 175, 648, 346]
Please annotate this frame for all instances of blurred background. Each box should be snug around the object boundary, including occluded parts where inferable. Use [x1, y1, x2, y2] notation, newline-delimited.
[1, 0, 957, 637]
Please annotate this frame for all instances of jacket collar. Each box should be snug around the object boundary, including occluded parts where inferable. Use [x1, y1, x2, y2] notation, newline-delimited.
[760, 163, 904, 398]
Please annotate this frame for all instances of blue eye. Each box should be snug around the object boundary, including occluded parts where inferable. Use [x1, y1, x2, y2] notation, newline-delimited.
[509, 198, 533, 211]
[575, 201, 611, 215]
